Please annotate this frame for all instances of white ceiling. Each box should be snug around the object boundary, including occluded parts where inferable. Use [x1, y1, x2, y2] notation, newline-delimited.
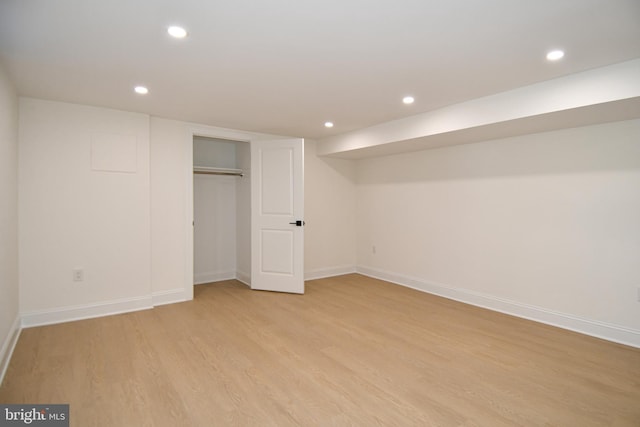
[1, 0, 639, 139]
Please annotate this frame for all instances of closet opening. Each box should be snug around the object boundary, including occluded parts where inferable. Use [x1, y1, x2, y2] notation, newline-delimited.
[192, 136, 251, 290]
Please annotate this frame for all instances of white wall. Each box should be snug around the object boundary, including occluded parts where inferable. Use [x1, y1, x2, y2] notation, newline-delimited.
[0, 61, 20, 381]
[356, 119, 640, 344]
[304, 140, 357, 279]
[193, 137, 237, 168]
[150, 117, 189, 302]
[194, 174, 236, 283]
[19, 98, 151, 324]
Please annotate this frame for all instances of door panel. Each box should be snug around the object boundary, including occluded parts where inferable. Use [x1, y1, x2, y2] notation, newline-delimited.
[251, 139, 304, 294]
[261, 229, 294, 274]
[260, 148, 294, 215]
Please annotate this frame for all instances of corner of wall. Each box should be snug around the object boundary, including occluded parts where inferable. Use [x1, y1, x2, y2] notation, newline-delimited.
[0, 60, 20, 387]
[305, 266, 357, 281]
[0, 315, 22, 386]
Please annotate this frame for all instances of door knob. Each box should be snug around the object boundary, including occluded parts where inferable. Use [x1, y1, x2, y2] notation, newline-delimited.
[289, 220, 305, 226]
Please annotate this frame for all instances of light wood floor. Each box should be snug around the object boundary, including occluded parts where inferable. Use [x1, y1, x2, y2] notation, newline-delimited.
[1, 274, 639, 426]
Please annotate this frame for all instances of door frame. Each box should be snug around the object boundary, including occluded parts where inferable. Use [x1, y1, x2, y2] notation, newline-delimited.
[184, 124, 291, 300]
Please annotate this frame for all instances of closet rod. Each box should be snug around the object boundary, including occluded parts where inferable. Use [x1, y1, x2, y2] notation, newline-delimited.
[193, 166, 244, 177]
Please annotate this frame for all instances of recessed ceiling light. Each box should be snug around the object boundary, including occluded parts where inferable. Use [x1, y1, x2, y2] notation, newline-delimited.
[546, 50, 565, 61]
[168, 26, 188, 38]
[134, 86, 149, 95]
[324, 122, 334, 128]
[402, 96, 415, 104]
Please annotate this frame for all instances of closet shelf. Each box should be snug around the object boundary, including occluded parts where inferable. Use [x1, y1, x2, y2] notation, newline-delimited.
[193, 166, 244, 177]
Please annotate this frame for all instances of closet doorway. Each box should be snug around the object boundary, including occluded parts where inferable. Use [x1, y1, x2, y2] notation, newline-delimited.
[186, 129, 305, 296]
[193, 136, 251, 287]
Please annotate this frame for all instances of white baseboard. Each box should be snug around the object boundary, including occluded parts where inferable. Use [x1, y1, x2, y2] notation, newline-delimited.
[305, 265, 357, 281]
[0, 315, 21, 386]
[236, 270, 251, 287]
[21, 295, 153, 328]
[152, 289, 188, 307]
[356, 266, 640, 349]
[194, 270, 236, 285]
[195, 265, 357, 287]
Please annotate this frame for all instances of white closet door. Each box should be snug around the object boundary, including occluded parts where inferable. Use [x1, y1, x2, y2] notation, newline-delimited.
[250, 138, 304, 294]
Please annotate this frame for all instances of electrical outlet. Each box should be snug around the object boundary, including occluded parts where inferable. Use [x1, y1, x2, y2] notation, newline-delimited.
[73, 268, 84, 282]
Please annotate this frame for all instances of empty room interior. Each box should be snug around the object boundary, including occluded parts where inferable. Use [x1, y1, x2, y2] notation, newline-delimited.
[1, 1, 639, 426]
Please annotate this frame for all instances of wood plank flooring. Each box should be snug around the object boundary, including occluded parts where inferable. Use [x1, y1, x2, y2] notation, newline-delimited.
[1, 274, 639, 426]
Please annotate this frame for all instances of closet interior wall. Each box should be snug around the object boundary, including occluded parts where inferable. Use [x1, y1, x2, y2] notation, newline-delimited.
[193, 137, 250, 285]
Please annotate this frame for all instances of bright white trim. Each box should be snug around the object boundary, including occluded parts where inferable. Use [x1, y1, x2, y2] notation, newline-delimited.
[0, 315, 21, 385]
[356, 266, 640, 349]
[152, 289, 187, 307]
[194, 270, 236, 285]
[21, 296, 153, 328]
[305, 265, 356, 281]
